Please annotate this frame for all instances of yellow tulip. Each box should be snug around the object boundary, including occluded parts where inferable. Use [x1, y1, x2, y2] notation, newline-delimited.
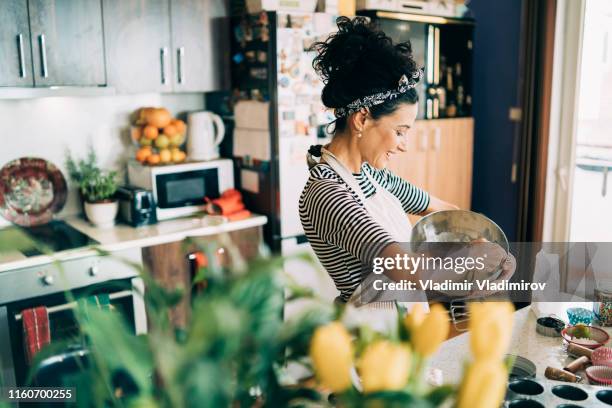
[358, 340, 411, 393]
[469, 302, 514, 361]
[403, 302, 426, 333]
[458, 359, 507, 408]
[309, 322, 353, 392]
[412, 304, 450, 357]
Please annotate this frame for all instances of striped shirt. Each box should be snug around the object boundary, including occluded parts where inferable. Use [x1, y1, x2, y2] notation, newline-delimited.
[299, 162, 430, 301]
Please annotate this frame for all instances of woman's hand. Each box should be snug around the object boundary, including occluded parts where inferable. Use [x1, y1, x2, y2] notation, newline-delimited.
[466, 252, 517, 299]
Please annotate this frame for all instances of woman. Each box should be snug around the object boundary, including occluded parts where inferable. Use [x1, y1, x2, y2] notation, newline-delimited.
[299, 17, 512, 323]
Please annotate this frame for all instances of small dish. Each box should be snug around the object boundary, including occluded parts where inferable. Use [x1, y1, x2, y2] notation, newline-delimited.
[592, 346, 612, 367]
[536, 316, 565, 337]
[561, 325, 610, 349]
[567, 307, 594, 325]
[586, 365, 612, 386]
[507, 355, 537, 378]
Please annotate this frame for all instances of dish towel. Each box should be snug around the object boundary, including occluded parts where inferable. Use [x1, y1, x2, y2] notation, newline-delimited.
[21, 306, 51, 364]
[204, 189, 252, 221]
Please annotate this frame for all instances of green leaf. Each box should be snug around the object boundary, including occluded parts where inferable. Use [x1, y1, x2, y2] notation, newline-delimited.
[424, 384, 456, 406]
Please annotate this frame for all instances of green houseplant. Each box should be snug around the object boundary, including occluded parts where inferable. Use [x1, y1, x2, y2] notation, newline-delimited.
[66, 149, 119, 228]
[19, 237, 514, 408]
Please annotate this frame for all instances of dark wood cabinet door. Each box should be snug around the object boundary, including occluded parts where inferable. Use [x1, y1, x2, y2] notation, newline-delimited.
[0, 0, 33, 87]
[103, 0, 173, 93]
[169, 0, 227, 92]
[29, 0, 106, 86]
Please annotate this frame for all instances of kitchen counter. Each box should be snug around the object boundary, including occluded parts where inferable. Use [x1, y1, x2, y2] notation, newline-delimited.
[429, 303, 610, 385]
[0, 214, 267, 272]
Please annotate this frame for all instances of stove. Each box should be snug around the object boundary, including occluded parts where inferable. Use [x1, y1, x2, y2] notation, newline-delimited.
[0, 221, 146, 390]
[0, 220, 98, 258]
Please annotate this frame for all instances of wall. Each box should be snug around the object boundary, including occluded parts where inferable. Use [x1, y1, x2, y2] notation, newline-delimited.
[0, 93, 205, 227]
[468, 0, 523, 241]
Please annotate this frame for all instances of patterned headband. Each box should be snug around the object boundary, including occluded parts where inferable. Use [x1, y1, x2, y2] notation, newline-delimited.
[333, 69, 424, 119]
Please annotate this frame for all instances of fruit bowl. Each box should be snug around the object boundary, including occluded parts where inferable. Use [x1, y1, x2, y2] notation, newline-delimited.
[130, 107, 187, 166]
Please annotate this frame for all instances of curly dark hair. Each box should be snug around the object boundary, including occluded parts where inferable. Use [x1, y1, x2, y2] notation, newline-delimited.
[311, 16, 420, 132]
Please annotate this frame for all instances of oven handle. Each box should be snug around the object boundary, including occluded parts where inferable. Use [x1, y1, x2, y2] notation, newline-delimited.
[13, 290, 133, 321]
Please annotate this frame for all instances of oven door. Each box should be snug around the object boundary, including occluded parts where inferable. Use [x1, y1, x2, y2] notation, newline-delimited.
[0, 277, 146, 389]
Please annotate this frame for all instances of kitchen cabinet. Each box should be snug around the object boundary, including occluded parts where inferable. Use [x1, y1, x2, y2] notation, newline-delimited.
[142, 225, 263, 327]
[0, 0, 33, 86]
[28, 0, 106, 86]
[388, 118, 474, 211]
[103, 0, 226, 94]
[102, 0, 173, 93]
[169, 0, 227, 92]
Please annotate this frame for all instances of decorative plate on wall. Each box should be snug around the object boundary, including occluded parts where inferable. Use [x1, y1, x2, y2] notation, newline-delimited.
[0, 158, 67, 226]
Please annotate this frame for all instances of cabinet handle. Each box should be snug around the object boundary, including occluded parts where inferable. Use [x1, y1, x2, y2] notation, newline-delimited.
[17, 34, 26, 78]
[433, 128, 441, 150]
[160, 47, 168, 84]
[419, 130, 428, 151]
[177, 47, 185, 84]
[39, 34, 48, 78]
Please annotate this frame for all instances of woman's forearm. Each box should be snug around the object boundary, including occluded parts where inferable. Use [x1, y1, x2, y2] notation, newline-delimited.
[419, 195, 459, 216]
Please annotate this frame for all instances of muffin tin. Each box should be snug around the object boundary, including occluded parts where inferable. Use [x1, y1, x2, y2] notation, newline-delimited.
[505, 377, 612, 407]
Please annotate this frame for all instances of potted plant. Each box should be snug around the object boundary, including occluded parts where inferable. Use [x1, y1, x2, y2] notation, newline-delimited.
[66, 149, 119, 228]
[24, 238, 515, 408]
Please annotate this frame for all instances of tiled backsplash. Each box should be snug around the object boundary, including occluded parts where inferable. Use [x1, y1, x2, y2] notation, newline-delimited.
[0, 93, 206, 227]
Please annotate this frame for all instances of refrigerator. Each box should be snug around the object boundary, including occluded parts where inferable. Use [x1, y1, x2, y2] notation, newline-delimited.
[224, 11, 338, 254]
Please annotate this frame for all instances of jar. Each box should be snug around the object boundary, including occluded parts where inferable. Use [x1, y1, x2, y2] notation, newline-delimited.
[594, 284, 612, 326]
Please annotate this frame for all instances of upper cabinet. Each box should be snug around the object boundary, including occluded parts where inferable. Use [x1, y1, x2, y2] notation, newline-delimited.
[28, 0, 106, 86]
[103, 0, 227, 93]
[102, 0, 173, 93]
[0, 1, 33, 87]
[169, 0, 227, 92]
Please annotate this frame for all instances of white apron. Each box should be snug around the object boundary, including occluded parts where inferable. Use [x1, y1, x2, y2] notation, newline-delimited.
[320, 147, 429, 334]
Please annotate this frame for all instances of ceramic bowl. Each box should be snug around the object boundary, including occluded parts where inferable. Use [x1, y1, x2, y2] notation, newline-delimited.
[567, 307, 594, 325]
[561, 325, 610, 349]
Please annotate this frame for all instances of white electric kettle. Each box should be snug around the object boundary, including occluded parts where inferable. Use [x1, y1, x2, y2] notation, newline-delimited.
[186, 111, 226, 161]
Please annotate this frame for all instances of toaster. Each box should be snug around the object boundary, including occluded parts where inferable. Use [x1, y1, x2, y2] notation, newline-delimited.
[116, 185, 157, 227]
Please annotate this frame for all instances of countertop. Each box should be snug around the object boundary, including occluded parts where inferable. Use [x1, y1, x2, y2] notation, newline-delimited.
[429, 302, 610, 385]
[0, 214, 267, 272]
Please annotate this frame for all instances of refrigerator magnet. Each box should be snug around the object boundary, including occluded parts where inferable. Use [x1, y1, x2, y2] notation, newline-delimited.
[279, 76, 290, 88]
[245, 50, 256, 62]
[257, 51, 267, 63]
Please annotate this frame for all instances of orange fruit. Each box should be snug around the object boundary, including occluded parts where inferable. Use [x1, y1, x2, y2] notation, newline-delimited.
[172, 149, 186, 163]
[172, 119, 186, 135]
[147, 154, 161, 165]
[143, 125, 159, 140]
[135, 146, 152, 163]
[163, 124, 178, 137]
[159, 149, 172, 163]
[148, 108, 172, 128]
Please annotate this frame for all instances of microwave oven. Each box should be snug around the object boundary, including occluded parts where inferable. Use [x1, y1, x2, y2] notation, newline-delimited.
[127, 159, 234, 221]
